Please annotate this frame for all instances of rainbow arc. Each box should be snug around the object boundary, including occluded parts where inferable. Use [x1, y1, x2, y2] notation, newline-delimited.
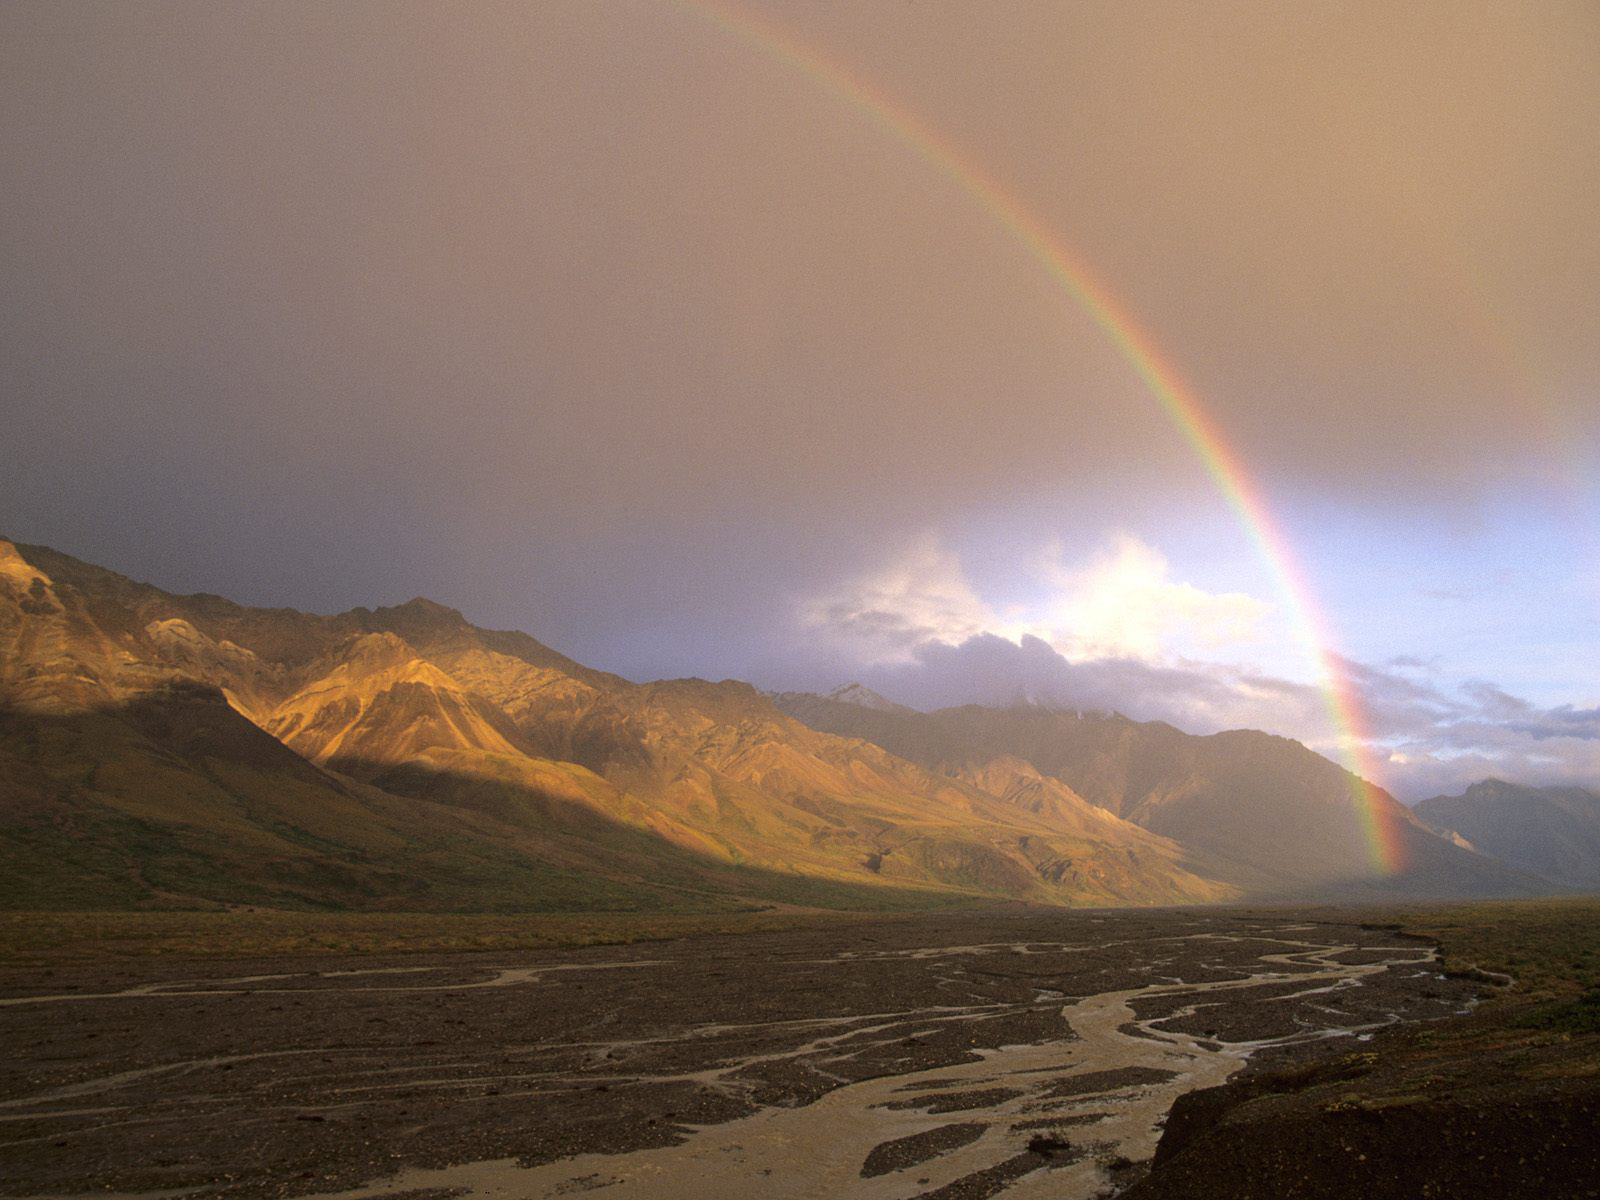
[684, 0, 1408, 873]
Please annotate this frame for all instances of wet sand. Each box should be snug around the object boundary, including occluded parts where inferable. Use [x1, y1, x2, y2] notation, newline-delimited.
[0, 910, 1478, 1199]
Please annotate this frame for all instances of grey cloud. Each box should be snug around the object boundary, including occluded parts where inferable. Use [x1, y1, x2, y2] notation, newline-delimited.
[1385, 654, 1437, 670]
[1461, 681, 1537, 719]
[811, 605, 939, 651]
[858, 634, 1328, 740]
[843, 632, 1600, 801]
[1325, 669, 1600, 795]
[1510, 706, 1600, 742]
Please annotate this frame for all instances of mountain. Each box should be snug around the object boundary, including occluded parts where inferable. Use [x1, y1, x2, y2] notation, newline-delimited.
[1414, 780, 1600, 890]
[771, 692, 1543, 900]
[0, 538, 1227, 911]
[820, 683, 911, 713]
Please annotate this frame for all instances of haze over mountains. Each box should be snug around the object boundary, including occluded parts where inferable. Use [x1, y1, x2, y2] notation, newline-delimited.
[771, 691, 1539, 899]
[1415, 780, 1600, 891]
[0, 538, 1567, 912]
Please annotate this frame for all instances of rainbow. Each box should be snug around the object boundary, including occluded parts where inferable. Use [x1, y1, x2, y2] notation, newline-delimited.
[683, 0, 1409, 874]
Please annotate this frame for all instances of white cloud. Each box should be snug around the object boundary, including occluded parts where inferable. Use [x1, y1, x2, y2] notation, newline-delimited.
[1032, 534, 1270, 661]
[801, 535, 1600, 801]
[804, 531, 1271, 666]
[800, 533, 992, 664]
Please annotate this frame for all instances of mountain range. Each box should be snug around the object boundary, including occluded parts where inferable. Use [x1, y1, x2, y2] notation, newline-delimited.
[771, 690, 1537, 899]
[1415, 780, 1600, 890]
[0, 537, 1564, 912]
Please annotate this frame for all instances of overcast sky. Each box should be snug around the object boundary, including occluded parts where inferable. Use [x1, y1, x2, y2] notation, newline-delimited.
[3, 1, 1597, 798]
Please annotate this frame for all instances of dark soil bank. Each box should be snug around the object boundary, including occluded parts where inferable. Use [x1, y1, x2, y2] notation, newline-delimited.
[1126, 1003, 1600, 1200]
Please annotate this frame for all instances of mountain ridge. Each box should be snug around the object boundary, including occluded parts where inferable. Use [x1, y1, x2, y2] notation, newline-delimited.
[1414, 779, 1600, 889]
[0, 537, 1552, 910]
[770, 691, 1547, 900]
[0, 538, 1229, 911]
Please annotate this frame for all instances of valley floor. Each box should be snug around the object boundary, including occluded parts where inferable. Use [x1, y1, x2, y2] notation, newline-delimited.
[0, 909, 1488, 1199]
[1122, 898, 1600, 1199]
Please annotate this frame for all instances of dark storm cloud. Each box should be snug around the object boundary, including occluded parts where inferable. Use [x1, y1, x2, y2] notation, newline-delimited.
[1, 1, 1596, 691]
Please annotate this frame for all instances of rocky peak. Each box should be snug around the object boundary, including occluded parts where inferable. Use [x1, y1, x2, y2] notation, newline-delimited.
[390, 596, 464, 622]
[352, 596, 470, 645]
[825, 682, 908, 712]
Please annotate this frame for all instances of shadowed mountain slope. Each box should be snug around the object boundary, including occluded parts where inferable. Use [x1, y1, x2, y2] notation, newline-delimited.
[1415, 780, 1600, 890]
[0, 539, 1226, 910]
[771, 692, 1544, 899]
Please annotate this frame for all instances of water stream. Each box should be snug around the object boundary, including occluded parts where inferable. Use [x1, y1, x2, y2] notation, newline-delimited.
[303, 937, 1433, 1200]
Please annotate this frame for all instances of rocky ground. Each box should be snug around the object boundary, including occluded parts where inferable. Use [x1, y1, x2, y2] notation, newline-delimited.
[1124, 905, 1600, 1200]
[0, 909, 1481, 1199]
[1124, 1017, 1600, 1200]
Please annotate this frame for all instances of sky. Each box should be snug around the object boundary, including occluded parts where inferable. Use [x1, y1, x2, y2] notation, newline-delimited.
[3, 1, 1598, 800]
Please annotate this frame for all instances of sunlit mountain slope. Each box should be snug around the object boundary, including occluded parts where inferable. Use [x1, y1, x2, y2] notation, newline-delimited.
[0, 539, 1226, 910]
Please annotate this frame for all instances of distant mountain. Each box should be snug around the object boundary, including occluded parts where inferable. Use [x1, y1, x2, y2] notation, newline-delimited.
[1414, 780, 1600, 890]
[0, 539, 1225, 911]
[772, 693, 1542, 901]
[823, 683, 911, 712]
[770, 683, 913, 720]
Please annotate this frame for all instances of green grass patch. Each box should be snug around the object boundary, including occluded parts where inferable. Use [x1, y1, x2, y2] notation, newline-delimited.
[1378, 895, 1600, 1002]
[1512, 988, 1600, 1035]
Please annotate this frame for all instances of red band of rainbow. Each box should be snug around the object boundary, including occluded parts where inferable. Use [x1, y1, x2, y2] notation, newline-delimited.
[684, 0, 1409, 874]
